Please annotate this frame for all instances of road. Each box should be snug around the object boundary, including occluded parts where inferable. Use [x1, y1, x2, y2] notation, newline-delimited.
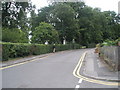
[2, 49, 119, 89]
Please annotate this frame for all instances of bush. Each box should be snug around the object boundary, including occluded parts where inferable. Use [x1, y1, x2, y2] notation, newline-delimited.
[1, 42, 81, 61]
[2, 44, 11, 61]
[2, 28, 28, 43]
[2, 43, 31, 61]
[101, 38, 120, 46]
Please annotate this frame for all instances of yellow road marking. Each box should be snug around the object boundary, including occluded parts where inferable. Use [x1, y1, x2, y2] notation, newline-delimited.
[0, 51, 70, 70]
[73, 52, 120, 86]
[1, 51, 119, 86]
[0, 55, 50, 70]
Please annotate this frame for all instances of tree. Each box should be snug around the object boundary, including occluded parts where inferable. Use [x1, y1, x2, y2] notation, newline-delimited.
[30, 5, 55, 32]
[31, 22, 59, 44]
[30, 2, 120, 47]
[48, 3, 79, 43]
[2, 1, 33, 43]
[2, 28, 28, 43]
[2, 2, 32, 29]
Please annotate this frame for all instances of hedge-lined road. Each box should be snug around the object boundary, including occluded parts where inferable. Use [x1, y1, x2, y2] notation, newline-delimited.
[2, 49, 118, 88]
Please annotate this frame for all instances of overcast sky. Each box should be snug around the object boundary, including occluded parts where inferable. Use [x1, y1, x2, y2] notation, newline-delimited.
[31, 0, 120, 13]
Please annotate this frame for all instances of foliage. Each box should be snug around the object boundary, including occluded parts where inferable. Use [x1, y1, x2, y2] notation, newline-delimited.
[101, 38, 120, 46]
[1, 42, 81, 61]
[2, 28, 28, 43]
[2, 2, 32, 29]
[31, 22, 59, 44]
[2, 1, 120, 48]
[2, 1, 34, 43]
[30, 2, 120, 47]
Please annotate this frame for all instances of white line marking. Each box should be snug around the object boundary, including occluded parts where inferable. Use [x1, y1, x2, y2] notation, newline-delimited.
[75, 85, 80, 88]
[78, 78, 83, 83]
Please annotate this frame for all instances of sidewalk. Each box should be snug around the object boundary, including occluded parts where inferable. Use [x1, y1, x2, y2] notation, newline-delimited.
[1, 53, 53, 67]
[82, 49, 119, 81]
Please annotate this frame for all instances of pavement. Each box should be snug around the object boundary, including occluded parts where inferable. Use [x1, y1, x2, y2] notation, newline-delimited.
[1, 53, 53, 67]
[1, 48, 119, 88]
[81, 49, 119, 81]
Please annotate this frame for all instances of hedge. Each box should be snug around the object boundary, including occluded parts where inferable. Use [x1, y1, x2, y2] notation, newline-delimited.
[1, 42, 81, 61]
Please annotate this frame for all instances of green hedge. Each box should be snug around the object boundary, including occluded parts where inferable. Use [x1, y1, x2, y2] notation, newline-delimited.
[1, 42, 81, 61]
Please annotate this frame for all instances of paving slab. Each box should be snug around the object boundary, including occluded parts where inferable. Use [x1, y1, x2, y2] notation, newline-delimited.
[82, 49, 119, 81]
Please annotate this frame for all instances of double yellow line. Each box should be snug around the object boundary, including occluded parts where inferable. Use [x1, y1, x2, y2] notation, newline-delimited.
[73, 52, 120, 86]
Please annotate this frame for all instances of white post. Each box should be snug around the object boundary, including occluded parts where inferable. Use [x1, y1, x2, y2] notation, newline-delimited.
[72, 39, 75, 43]
[45, 41, 48, 45]
[63, 39, 66, 45]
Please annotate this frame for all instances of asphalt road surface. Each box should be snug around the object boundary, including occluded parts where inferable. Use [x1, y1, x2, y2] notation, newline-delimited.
[2, 49, 119, 89]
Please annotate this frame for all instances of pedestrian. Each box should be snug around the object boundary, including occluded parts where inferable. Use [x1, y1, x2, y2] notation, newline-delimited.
[53, 44, 56, 53]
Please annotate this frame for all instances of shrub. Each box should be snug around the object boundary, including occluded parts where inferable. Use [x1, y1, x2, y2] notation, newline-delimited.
[2, 28, 28, 43]
[101, 38, 120, 46]
[1, 42, 81, 61]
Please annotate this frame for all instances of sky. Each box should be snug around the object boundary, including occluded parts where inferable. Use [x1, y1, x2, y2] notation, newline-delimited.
[31, 0, 120, 14]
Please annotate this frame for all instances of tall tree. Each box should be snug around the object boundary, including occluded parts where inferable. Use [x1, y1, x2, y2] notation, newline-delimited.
[48, 3, 79, 43]
[2, 1, 33, 43]
[31, 22, 59, 44]
[30, 2, 120, 47]
[30, 5, 55, 32]
[2, 2, 32, 29]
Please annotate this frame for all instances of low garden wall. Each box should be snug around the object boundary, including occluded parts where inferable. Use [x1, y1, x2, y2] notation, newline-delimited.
[100, 46, 120, 71]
